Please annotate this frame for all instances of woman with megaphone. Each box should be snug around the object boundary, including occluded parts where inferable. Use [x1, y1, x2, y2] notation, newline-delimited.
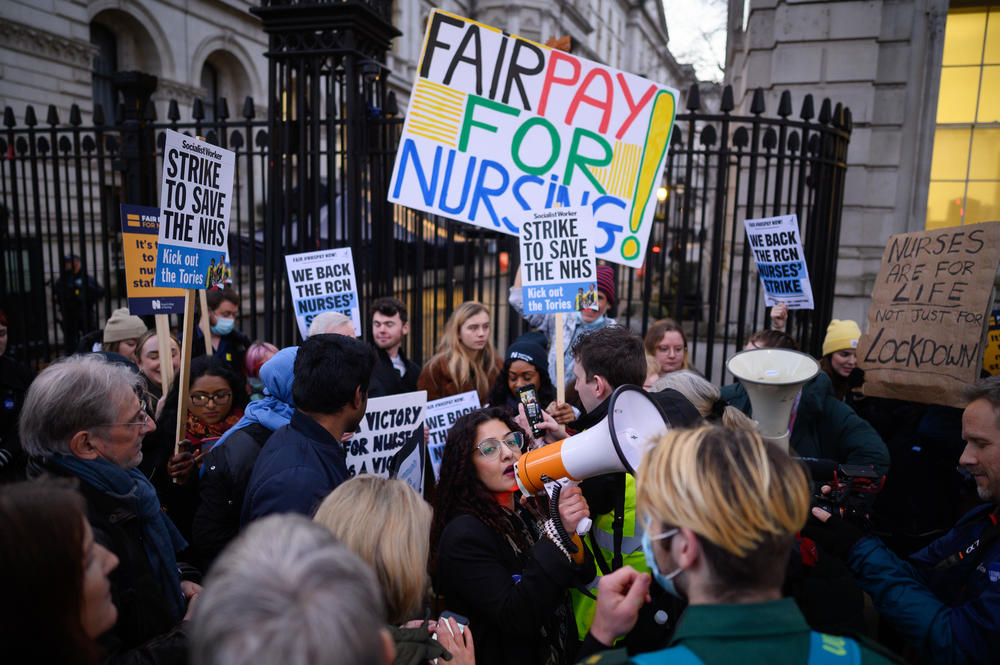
[431, 406, 595, 665]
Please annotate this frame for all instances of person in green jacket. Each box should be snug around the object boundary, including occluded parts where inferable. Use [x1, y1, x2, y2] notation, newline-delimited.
[575, 425, 904, 665]
[720, 330, 890, 476]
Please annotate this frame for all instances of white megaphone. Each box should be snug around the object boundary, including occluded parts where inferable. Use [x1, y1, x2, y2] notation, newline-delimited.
[515, 385, 669, 496]
[726, 348, 820, 452]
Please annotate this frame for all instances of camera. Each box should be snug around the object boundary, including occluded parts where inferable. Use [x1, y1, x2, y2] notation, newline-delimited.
[799, 458, 885, 528]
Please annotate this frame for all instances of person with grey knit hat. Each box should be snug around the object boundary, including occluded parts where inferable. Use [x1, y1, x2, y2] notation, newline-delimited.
[101, 308, 148, 365]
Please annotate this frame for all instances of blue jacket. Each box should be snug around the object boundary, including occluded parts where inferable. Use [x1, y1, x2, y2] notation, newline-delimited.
[241, 409, 350, 524]
[847, 503, 1000, 665]
[721, 372, 890, 475]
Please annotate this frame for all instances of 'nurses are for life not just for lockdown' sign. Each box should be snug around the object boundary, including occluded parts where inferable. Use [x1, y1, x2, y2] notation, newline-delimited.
[743, 214, 814, 310]
[388, 10, 678, 268]
[155, 129, 235, 289]
[519, 206, 597, 314]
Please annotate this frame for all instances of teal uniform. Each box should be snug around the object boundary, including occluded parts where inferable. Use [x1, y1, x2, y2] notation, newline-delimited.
[577, 599, 903, 665]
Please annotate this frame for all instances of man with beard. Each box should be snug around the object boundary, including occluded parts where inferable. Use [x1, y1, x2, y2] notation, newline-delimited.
[808, 375, 1000, 665]
[242, 334, 374, 522]
[367, 297, 420, 398]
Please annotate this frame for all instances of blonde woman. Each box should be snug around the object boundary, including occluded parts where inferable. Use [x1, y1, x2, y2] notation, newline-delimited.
[579, 426, 894, 663]
[314, 476, 475, 665]
[650, 370, 755, 433]
[314, 476, 432, 624]
[418, 301, 501, 403]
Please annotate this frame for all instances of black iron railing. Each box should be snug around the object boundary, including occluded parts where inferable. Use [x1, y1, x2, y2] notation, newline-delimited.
[0, 3, 851, 386]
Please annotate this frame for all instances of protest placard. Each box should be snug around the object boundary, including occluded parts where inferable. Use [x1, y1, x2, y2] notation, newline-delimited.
[519, 207, 598, 314]
[387, 9, 678, 268]
[985, 310, 1000, 376]
[154, 129, 235, 290]
[743, 215, 813, 310]
[119, 204, 185, 315]
[426, 390, 482, 477]
[857, 222, 1000, 407]
[284, 248, 361, 339]
[346, 391, 427, 490]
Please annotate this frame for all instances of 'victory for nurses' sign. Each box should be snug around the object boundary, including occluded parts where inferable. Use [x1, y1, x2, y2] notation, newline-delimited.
[155, 129, 235, 289]
[388, 10, 678, 268]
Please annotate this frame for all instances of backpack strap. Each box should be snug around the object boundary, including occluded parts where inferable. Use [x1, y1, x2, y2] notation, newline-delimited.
[630, 645, 704, 665]
[808, 632, 861, 665]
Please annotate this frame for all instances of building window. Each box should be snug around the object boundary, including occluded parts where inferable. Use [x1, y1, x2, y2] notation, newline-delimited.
[90, 22, 118, 119]
[201, 62, 220, 122]
[926, 4, 1000, 229]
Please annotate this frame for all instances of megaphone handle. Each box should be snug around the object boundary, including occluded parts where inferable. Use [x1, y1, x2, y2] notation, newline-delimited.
[576, 516, 592, 535]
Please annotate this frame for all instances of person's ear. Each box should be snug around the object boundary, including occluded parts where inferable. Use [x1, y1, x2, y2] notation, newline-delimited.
[379, 627, 396, 665]
[69, 430, 100, 460]
[401, 321, 410, 337]
[593, 374, 610, 399]
[674, 526, 701, 570]
[353, 385, 366, 409]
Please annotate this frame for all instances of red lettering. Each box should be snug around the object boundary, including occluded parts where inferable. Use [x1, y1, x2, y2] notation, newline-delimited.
[615, 74, 657, 139]
[537, 51, 580, 118]
[565, 68, 614, 133]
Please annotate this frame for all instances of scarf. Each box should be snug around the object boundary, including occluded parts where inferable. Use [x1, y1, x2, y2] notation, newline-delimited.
[51, 455, 188, 622]
[185, 409, 243, 446]
[205, 347, 297, 458]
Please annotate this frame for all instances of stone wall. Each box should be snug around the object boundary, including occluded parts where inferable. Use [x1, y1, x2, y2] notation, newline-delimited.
[726, 0, 949, 325]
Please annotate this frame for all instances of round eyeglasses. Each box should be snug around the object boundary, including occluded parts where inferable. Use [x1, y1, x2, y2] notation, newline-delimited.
[476, 432, 524, 458]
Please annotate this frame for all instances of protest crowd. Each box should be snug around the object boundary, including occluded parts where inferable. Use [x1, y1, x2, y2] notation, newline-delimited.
[1, 253, 998, 665]
[0, 10, 997, 665]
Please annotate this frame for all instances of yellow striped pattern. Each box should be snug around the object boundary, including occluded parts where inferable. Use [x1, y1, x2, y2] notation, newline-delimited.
[126, 214, 141, 227]
[588, 141, 641, 200]
[405, 78, 466, 148]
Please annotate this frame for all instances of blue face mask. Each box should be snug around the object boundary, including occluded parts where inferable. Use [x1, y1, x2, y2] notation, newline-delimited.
[641, 525, 683, 598]
[211, 317, 235, 336]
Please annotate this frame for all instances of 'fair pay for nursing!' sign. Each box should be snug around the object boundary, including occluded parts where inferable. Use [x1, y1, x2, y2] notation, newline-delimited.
[284, 248, 361, 339]
[388, 10, 678, 268]
[155, 129, 235, 289]
[519, 207, 597, 314]
[743, 215, 814, 310]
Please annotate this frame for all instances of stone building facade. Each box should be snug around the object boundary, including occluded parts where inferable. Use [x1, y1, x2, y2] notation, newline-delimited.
[726, 0, 998, 324]
[0, 0, 268, 124]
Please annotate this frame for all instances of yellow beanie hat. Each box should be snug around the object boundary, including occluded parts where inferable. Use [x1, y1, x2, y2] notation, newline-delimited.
[822, 319, 861, 357]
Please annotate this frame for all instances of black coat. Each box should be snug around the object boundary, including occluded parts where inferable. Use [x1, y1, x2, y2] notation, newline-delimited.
[368, 346, 421, 398]
[192, 422, 273, 568]
[0, 354, 33, 484]
[30, 458, 190, 665]
[436, 512, 595, 665]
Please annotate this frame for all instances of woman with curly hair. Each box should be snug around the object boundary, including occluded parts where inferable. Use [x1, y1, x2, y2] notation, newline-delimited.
[418, 301, 502, 403]
[431, 407, 594, 665]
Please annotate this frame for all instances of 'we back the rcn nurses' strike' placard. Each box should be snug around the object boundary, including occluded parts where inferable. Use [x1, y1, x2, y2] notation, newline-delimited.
[743, 214, 814, 310]
[388, 10, 678, 268]
[155, 129, 235, 289]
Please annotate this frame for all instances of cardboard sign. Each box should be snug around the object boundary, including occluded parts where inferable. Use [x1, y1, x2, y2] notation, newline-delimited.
[519, 207, 598, 314]
[857, 222, 1000, 407]
[155, 129, 235, 289]
[388, 10, 678, 268]
[426, 390, 482, 478]
[119, 204, 185, 315]
[985, 310, 1000, 376]
[284, 248, 361, 339]
[744, 215, 814, 310]
[345, 390, 427, 481]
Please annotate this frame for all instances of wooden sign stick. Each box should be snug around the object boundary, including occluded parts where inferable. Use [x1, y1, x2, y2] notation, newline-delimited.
[198, 289, 213, 355]
[154, 314, 174, 398]
[173, 290, 196, 461]
[555, 313, 565, 404]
